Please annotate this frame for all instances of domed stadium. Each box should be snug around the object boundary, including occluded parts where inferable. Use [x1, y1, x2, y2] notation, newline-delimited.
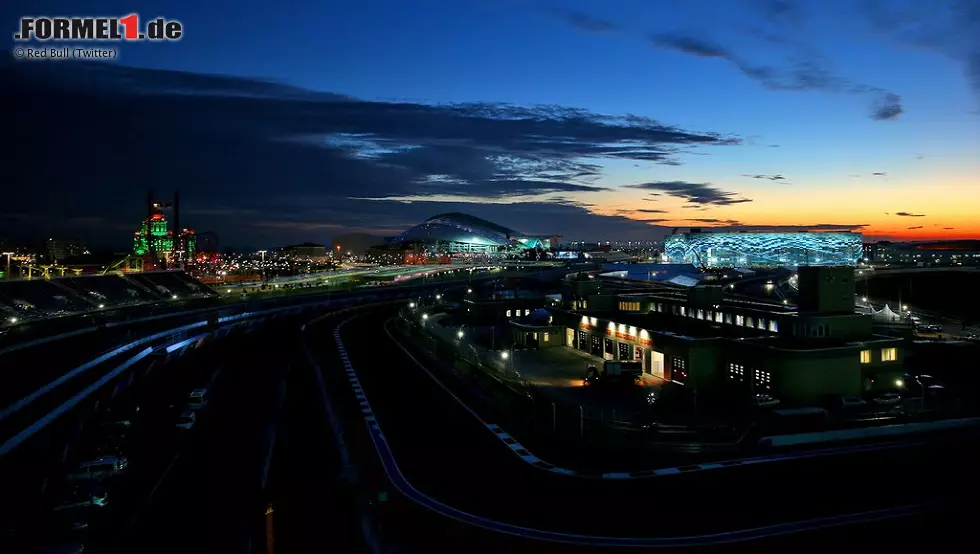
[389, 213, 550, 254]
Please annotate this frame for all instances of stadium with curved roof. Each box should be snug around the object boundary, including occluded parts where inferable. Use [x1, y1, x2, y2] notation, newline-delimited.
[665, 231, 863, 268]
[389, 213, 549, 254]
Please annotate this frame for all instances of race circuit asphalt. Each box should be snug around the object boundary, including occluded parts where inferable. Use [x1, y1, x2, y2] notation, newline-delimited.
[309, 305, 975, 546]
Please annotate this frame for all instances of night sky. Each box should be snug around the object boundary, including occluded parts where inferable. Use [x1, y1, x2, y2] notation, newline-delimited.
[2, 0, 979, 248]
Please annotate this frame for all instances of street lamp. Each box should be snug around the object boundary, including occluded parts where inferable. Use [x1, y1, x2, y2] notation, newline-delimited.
[457, 330, 464, 339]
[258, 250, 267, 284]
[409, 302, 416, 309]
[2, 252, 13, 280]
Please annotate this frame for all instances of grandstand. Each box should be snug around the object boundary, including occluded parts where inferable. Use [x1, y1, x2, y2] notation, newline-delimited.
[0, 271, 217, 324]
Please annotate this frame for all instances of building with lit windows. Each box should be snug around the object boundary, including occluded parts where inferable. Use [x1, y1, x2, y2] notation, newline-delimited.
[133, 192, 196, 267]
[387, 213, 557, 256]
[664, 230, 863, 268]
[867, 240, 980, 266]
[547, 266, 904, 405]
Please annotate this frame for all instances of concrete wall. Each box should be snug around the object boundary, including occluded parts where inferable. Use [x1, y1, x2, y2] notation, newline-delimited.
[773, 356, 863, 404]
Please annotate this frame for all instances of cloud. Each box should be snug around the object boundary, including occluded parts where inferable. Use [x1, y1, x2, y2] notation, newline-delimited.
[626, 181, 752, 205]
[718, 223, 869, 232]
[894, 211, 926, 217]
[634, 208, 668, 213]
[650, 32, 904, 120]
[859, 0, 980, 103]
[748, 0, 807, 27]
[681, 218, 744, 225]
[1, 60, 741, 245]
[742, 173, 792, 183]
[542, 7, 620, 33]
[944, 227, 956, 230]
[872, 172, 887, 176]
[907, 226, 924, 230]
[651, 34, 731, 59]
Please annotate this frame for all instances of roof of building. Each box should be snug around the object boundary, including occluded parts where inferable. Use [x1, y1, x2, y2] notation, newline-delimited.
[391, 212, 536, 248]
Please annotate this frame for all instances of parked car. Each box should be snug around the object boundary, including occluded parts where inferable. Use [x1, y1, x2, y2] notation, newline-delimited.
[751, 393, 781, 408]
[52, 484, 109, 512]
[186, 389, 210, 411]
[873, 392, 902, 406]
[176, 411, 197, 430]
[66, 456, 128, 482]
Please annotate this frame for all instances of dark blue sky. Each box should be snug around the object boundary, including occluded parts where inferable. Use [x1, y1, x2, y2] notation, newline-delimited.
[3, 0, 979, 248]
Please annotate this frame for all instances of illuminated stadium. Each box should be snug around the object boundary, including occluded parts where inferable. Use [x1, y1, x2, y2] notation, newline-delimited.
[389, 213, 551, 255]
[664, 231, 863, 268]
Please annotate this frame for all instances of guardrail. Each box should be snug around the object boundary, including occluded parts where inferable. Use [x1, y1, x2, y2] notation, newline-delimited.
[0, 267, 539, 359]
[759, 417, 980, 448]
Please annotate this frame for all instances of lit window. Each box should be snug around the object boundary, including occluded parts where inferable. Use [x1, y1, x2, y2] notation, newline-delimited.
[768, 320, 779, 332]
[735, 315, 745, 326]
[543, 332, 550, 342]
[881, 347, 897, 362]
[860, 350, 871, 364]
[506, 310, 512, 317]
[525, 309, 530, 316]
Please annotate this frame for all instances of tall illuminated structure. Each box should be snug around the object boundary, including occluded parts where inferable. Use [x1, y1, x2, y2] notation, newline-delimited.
[664, 231, 863, 268]
[133, 190, 196, 268]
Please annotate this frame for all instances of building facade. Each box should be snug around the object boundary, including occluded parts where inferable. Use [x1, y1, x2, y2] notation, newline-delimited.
[549, 266, 904, 405]
[664, 231, 863, 268]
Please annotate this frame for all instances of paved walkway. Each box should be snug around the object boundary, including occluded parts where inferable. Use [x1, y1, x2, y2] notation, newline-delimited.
[420, 314, 658, 418]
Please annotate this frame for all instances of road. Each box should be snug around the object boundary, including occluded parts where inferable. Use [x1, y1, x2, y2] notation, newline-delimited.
[2, 297, 971, 553]
[304, 305, 973, 548]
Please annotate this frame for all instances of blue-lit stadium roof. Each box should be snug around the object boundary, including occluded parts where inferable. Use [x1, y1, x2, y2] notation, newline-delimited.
[390, 213, 545, 250]
[665, 231, 863, 268]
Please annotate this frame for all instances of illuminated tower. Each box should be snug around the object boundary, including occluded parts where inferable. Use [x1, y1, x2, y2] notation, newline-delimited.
[134, 189, 197, 268]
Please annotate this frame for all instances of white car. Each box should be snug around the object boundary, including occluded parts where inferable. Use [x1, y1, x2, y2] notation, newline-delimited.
[873, 392, 902, 406]
[176, 411, 197, 430]
[752, 393, 781, 407]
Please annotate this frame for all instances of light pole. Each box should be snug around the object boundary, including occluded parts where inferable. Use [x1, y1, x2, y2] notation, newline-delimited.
[257, 250, 267, 285]
[2, 252, 12, 280]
